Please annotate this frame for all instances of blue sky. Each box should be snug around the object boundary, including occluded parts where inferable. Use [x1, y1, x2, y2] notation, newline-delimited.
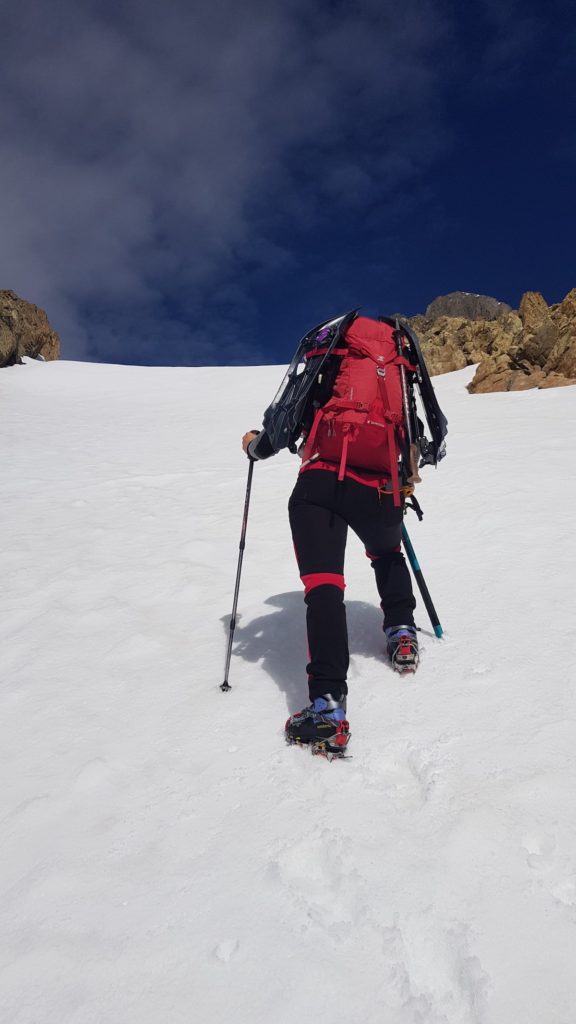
[0, 0, 574, 365]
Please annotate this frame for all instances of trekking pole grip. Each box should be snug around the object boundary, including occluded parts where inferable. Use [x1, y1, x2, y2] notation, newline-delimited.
[221, 459, 255, 691]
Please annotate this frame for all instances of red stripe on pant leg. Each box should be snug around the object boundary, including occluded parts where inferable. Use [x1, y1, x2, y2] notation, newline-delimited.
[301, 572, 345, 596]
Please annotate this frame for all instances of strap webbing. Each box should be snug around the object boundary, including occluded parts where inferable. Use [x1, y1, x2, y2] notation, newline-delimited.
[387, 422, 401, 506]
[394, 355, 418, 372]
[305, 407, 324, 451]
[304, 346, 348, 360]
[337, 433, 350, 482]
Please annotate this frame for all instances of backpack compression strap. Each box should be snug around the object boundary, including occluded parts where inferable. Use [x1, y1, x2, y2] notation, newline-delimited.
[395, 355, 418, 373]
[304, 406, 325, 452]
[304, 347, 348, 360]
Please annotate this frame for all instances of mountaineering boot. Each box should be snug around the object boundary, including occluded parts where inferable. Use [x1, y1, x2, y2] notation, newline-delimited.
[385, 625, 419, 673]
[285, 694, 350, 757]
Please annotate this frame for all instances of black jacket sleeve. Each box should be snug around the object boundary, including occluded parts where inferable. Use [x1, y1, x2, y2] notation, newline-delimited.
[247, 429, 276, 461]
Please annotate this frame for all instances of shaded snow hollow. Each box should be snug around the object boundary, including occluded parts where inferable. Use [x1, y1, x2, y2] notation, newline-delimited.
[1, 359, 576, 1024]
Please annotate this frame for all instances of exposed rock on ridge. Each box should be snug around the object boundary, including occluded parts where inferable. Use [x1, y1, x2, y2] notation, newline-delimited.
[425, 291, 512, 321]
[409, 289, 576, 392]
[0, 290, 60, 367]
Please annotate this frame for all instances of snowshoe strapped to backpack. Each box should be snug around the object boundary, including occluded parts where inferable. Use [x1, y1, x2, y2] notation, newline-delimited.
[262, 310, 359, 454]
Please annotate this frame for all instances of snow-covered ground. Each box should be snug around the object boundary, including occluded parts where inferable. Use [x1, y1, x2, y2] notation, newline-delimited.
[1, 358, 576, 1024]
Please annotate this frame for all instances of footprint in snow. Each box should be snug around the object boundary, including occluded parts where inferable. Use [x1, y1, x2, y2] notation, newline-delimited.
[74, 757, 111, 791]
[522, 831, 576, 908]
[214, 938, 239, 963]
[272, 826, 366, 930]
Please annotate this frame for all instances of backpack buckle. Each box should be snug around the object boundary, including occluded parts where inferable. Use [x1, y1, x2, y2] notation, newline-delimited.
[376, 366, 386, 377]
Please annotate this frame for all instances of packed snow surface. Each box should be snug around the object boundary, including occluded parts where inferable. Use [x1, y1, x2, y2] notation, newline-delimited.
[1, 359, 576, 1024]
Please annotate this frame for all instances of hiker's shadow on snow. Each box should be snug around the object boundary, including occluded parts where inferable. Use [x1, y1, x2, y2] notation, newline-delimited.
[228, 592, 386, 712]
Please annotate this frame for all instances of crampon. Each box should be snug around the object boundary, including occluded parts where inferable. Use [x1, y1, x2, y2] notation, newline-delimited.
[285, 696, 351, 760]
[386, 625, 419, 674]
[286, 728, 351, 761]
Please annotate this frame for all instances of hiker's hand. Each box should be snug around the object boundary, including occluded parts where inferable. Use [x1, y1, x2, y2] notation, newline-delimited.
[242, 431, 258, 454]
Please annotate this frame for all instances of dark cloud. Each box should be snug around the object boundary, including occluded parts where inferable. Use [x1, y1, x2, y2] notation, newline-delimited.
[0, 0, 454, 363]
[474, 0, 543, 81]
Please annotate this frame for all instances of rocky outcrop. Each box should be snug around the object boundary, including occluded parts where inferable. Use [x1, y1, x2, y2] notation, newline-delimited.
[0, 291, 60, 367]
[425, 292, 511, 321]
[408, 289, 576, 393]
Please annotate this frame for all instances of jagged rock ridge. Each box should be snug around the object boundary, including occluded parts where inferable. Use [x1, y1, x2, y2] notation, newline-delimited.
[409, 289, 576, 392]
[0, 291, 60, 367]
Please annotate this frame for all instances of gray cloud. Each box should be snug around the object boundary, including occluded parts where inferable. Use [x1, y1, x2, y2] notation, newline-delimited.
[0, 0, 453, 363]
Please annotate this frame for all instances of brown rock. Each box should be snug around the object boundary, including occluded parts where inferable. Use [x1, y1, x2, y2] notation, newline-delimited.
[544, 329, 576, 377]
[508, 367, 546, 390]
[467, 355, 514, 393]
[558, 287, 576, 320]
[0, 319, 19, 365]
[518, 291, 550, 330]
[419, 318, 469, 375]
[500, 312, 524, 337]
[538, 373, 576, 389]
[517, 320, 559, 365]
[467, 356, 546, 394]
[0, 290, 60, 367]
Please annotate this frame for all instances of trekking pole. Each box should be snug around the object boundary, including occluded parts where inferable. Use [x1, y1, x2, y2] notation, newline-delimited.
[401, 524, 444, 638]
[221, 459, 254, 691]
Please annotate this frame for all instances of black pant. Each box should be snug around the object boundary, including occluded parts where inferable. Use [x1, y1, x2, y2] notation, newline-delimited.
[288, 469, 416, 701]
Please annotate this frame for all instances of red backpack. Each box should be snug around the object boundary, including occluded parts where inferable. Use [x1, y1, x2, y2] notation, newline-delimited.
[300, 316, 415, 505]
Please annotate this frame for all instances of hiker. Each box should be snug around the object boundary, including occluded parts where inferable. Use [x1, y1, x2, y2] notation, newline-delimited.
[242, 312, 446, 756]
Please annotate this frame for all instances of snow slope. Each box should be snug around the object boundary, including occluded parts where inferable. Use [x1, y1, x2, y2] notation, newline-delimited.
[1, 358, 576, 1024]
